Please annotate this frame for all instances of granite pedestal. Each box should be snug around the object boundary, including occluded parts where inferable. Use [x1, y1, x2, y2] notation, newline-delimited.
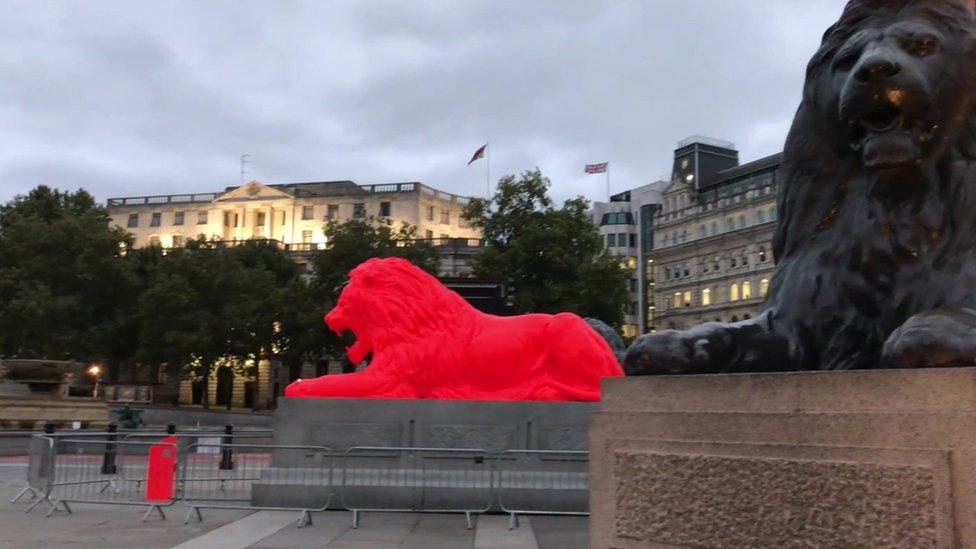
[589, 368, 976, 548]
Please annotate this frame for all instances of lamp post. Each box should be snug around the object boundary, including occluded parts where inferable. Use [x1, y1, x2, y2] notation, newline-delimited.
[87, 364, 102, 399]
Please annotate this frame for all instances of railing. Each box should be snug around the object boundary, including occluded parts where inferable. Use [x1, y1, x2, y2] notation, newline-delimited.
[339, 446, 493, 530]
[107, 193, 217, 207]
[496, 450, 589, 529]
[180, 442, 332, 527]
[14, 433, 589, 529]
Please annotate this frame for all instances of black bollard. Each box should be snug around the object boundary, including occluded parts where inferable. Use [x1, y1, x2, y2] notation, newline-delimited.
[43, 422, 55, 435]
[166, 422, 176, 435]
[101, 423, 118, 474]
[219, 424, 234, 470]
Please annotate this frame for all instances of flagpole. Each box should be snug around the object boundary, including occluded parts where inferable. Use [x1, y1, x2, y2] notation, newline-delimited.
[486, 142, 491, 198]
[606, 162, 610, 200]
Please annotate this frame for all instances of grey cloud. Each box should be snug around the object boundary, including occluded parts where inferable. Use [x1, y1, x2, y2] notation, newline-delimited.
[0, 0, 844, 205]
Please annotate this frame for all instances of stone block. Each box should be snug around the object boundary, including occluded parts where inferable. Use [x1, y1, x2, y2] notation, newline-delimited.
[589, 368, 976, 548]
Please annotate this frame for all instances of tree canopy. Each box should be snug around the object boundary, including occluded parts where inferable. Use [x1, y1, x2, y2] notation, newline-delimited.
[0, 186, 134, 360]
[463, 169, 631, 326]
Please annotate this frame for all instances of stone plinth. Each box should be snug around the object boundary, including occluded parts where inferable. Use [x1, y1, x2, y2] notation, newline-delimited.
[589, 368, 976, 549]
[274, 397, 596, 452]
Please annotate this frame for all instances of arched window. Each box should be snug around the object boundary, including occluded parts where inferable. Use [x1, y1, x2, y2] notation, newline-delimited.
[769, 206, 777, 220]
[699, 225, 707, 238]
[760, 278, 770, 296]
[731, 315, 739, 322]
[726, 218, 735, 231]
[743, 313, 751, 320]
[738, 215, 746, 228]
[759, 246, 767, 262]
[682, 291, 692, 307]
[711, 221, 718, 235]
[742, 281, 752, 299]
[757, 209, 766, 223]
[730, 283, 740, 301]
[681, 230, 687, 242]
[702, 288, 712, 306]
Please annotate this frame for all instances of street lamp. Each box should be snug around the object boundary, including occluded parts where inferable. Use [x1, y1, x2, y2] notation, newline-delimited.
[87, 365, 102, 399]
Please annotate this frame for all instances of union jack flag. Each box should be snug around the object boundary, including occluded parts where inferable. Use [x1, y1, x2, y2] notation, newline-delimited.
[585, 162, 608, 174]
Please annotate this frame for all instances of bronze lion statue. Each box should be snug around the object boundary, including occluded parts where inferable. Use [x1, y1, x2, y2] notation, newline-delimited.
[626, 0, 976, 374]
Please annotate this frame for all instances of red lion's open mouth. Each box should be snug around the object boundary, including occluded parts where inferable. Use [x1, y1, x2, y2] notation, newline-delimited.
[324, 309, 373, 364]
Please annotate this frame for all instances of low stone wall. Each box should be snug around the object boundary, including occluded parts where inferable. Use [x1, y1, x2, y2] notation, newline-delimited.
[589, 368, 976, 548]
[0, 396, 108, 429]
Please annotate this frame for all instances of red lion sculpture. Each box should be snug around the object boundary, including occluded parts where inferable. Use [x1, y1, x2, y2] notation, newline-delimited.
[285, 257, 623, 401]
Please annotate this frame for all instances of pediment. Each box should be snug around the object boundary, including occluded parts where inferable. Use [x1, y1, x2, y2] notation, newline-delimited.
[215, 181, 292, 202]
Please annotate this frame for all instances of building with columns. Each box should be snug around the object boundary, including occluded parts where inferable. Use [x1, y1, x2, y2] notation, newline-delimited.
[107, 179, 481, 256]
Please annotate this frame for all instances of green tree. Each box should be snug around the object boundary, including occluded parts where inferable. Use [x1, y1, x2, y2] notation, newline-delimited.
[0, 186, 134, 360]
[136, 239, 300, 409]
[463, 169, 631, 326]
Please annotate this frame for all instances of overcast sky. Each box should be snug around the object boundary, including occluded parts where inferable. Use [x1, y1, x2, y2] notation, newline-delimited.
[0, 1, 844, 206]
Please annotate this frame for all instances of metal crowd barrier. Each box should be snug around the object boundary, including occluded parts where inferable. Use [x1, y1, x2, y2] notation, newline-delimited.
[495, 450, 590, 529]
[179, 442, 332, 527]
[339, 446, 493, 529]
[37, 438, 178, 521]
[10, 436, 54, 506]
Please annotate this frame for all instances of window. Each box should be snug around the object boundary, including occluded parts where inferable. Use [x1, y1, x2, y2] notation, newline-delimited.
[739, 215, 746, 228]
[607, 234, 616, 247]
[629, 234, 636, 248]
[629, 278, 638, 292]
[683, 266, 690, 277]
[327, 205, 339, 220]
[682, 291, 692, 307]
[731, 257, 737, 268]
[302, 230, 312, 244]
[680, 230, 687, 242]
[759, 247, 768, 262]
[197, 211, 208, 224]
[664, 267, 671, 280]
[726, 218, 734, 231]
[353, 203, 366, 218]
[742, 254, 749, 266]
[663, 234, 669, 246]
[730, 283, 740, 301]
[743, 281, 752, 299]
[699, 225, 707, 238]
[302, 206, 314, 220]
[665, 296, 672, 310]
[172, 235, 184, 247]
[427, 205, 435, 221]
[127, 214, 139, 228]
[379, 201, 391, 217]
[674, 292, 681, 307]
[148, 235, 160, 247]
[760, 278, 770, 296]
[769, 206, 777, 220]
[440, 210, 450, 224]
[702, 288, 712, 306]
[150, 212, 161, 227]
[617, 233, 626, 247]
[256, 212, 266, 226]
[711, 222, 718, 235]
[425, 229, 434, 239]
[757, 209, 766, 224]
[174, 212, 185, 226]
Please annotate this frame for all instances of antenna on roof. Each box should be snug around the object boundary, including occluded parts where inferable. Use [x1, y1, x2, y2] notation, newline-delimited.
[240, 154, 252, 185]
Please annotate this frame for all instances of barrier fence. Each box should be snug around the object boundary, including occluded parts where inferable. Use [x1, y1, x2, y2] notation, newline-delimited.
[180, 442, 332, 527]
[495, 450, 589, 529]
[11, 432, 588, 529]
[340, 446, 493, 529]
